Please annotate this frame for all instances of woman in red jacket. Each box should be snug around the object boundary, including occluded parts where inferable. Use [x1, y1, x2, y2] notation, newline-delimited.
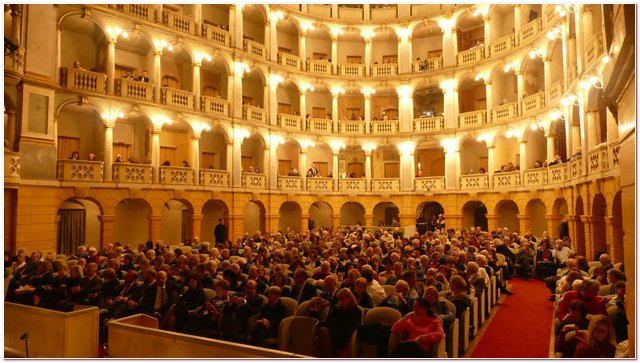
[390, 297, 445, 357]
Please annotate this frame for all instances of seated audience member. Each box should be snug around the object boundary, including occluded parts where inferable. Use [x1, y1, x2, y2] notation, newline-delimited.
[557, 315, 617, 358]
[316, 288, 363, 357]
[424, 286, 455, 331]
[137, 70, 150, 82]
[34, 263, 70, 309]
[219, 280, 264, 342]
[515, 239, 535, 280]
[379, 280, 413, 316]
[167, 274, 205, 333]
[290, 269, 317, 304]
[390, 297, 445, 357]
[604, 281, 628, 342]
[59, 262, 103, 311]
[353, 277, 375, 308]
[251, 286, 287, 347]
[135, 270, 176, 325]
[556, 279, 607, 320]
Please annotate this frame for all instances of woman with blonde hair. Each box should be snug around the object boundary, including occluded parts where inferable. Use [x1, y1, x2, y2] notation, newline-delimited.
[574, 315, 617, 358]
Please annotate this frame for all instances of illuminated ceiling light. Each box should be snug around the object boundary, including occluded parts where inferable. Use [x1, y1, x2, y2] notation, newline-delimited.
[503, 62, 516, 73]
[602, 55, 610, 64]
[560, 94, 579, 107]
[579, 75, 603, 90]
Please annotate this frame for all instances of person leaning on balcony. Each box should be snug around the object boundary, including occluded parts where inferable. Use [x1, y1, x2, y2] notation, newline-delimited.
[137, 70, 150, 83]
[70, 151, 80, 160]
[123, 70, 135, 80]
[548, 154, 563, 166]
[162, 160, 171, 166]
[72, 60, 86, 71]
[114, 154, 124, 163]
[88, 153, 96, 161]
[182, 160, 190, 167]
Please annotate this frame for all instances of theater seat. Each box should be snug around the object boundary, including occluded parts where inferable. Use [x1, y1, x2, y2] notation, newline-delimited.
[279, 297, 298, 318]
[351, 307, 402, 358]
[296, 300, 329, 322]
[277, 316, 319, 356]
[388, 330, 447, 358]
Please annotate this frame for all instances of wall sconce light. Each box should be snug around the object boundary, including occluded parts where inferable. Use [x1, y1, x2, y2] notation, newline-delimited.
[299, 139, 316, 149]
[330, 86, 345, 96]
[555, 4, 576, 17]
[234, 61, 251, 75]
[473, 6, 489, 17]
[300, 22, 315, 33]
[397, 85, 412, 100]
[503, 62, 517, 73]
[269, 73, 284, 87]
[329, 27, 344, 38]
[550, 110, 565, 121]
[530, 121, 544, 131]
[546, 27, 562, 40]
[329, 140, 345, 153]
[269, 134, 285, 147]
[360, 29, 376, 40]
[438, 18, 455, 32]
[361, 87, 376, 97]
[397, 141, 415, 156]
[270, 11, 285, 22]
[439, 79, 456, 92]
[233, 128, 250, 141]
[106, 26, 128, 40]
[560, 94, 579, 107]
[529, 48, 544, 59]
[300, 83, 315, 93]
[579, 75, 603, 90]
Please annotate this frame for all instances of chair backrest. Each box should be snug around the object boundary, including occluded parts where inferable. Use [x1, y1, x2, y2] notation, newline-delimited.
[280, 297, 298, 317]
[257, 294, 268, 305]
[371, 293, 384, 307]
[181, 246, 192, 254]
[363, 306, 402, 326]
[441, 298, 457, 316]
[56, 254, 67, 260]
[495, 254, 506, 266]
[278, 316, 319, 355]
[588, 261, 601, 268]
[203, 288, 215, 302]
[295, 300, 311, 316]
[382, 285, 396, 295]
[598, 284, 611, 296]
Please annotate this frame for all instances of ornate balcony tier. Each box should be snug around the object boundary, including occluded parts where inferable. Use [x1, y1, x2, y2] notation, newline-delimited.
[339, 63, 365, 77]
[415, 176, 446, 192]
[412, 57, 443, 73]
[490, 33, 515, 56]
[523, 168, 548, 187]
[242, 172, 266, 189]
[338, 6, 363, 20]
[371, 178, 400, 192]
[307, 118, 333, 133]
[160, 166, 193, 185]
[547, 81, 564, 104]
[339, 178, 366, 192]
[277, 113, 303, 131]
[458, 110, 487, 129]
[199, 169, 229, 188]
[243, 105, 266, 124]
[201, 96, 229, 117]
[457, 47, 484, 66]
[60, 68, 106, 94]
[609, 140, 621, 169]
[116, 4, 153, 22]
[414, 116, 445, 132]
[162, 9, 194, 34]
[278, 52, 302, 70]
[460, 174, 489, 189]
[570, 156, 583, 179]
[521, 91, 545, 116]
[548, 164, 569, 184]
[370, 120, 399, 135]
[306, 59, 332, 75]
[201, 23, 230, 47]
[308, 4, 331, 17]
[585, 33, 604, 67]
[339, 121, 366, 135]
[115, 78, 154, 102]
[4, 151, 21, 184]
[307, 177, 334, 192]
[243, 39, 266, 59]
[520, 17, 542, 43]
[493, 171, 521, 188]
[491, 102, 518, 122]
[371, 5, 397, 20]
[113, 163, 152, 184]
[371, 63, 398, 77]
[588, 145, 609, 174]
[57, 160, 103, 182]
[277, 176, 302, 191]
[161, 87, 194, 110]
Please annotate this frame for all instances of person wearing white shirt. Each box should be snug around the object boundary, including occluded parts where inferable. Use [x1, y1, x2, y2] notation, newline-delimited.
[552, 239, 573, 266]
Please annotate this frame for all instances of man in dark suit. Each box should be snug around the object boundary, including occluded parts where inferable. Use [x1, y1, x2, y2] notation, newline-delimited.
[559, 218, 569, 239]
[106, 270, 144, 318]
[308, 163, 319, 177]
[214, 218, 226, 247]
[137, 70, 150, 82]
[136, 270, 175, 322]
[220, 280, 264, 342]
[308, 217, 316, 232]
[290, 269, 318, 304]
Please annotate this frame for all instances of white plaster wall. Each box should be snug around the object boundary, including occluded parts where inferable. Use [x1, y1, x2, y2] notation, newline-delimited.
[411, 33, 442, 59]
[337, 40, 365, 63]
[305, 36, 332, 60]
[371, 40, 397, 64]
[202, 4, 229, 27]
[460, 141, 488, 174]
[528, 200, 548, 238]
[241, 136, 265, 170]
[57, 111, 105, 160]
[497, 202, 520, 232]
[494, 137, 518, 168]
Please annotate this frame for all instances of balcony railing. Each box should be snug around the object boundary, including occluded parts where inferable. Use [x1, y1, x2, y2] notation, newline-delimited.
[371, 178, 400, 192]
[371, 6, 397, 20]
[4, 151, 21, 183]
[548, 163, 569, 183]
[160, 166, 194, 185]
[371, 63, 398, 77]
[201, 24, 230, 47]
[608, 140, 620, 168]
[338, 6, 363, 20]
[60, 68, 106, 94]
[585, 33, 604, 67]
[114, 78, 154, 102]
[460, 174, 489, 189]
[307, 177, 334, 192]
[241, 172, 266, 189]
[113, 163, 152, 184]
[339, 178, 366, 192]
[306, 59, 332, 75]
[544, 6, 558, 26]
[307, 118, 333, 133]
[243, 39, 266, 59]
[490, 33, 515, 56]
[588, 145, 608, 174]
[457, 47, 484, 66]
[308, 4, 331, 17]
[162, 10, 195, 34]
[277, 176, 302, 191]
[161, 87, 194, 110]
[278, 53, 302, 70]
[458, 110, 487, 128]
[277, 113, 303, 131]
[569, 156, 583, 179]
[415, 176, 445, 192]
[57, 160, 103, 182]
[547, 81, 564, 104]
[116, 4, 153, 21]
[521, 91, 545, 116]
[523, 168, 548, 186]
[491, 102, 518, 122]
[201, 96, 229, 117]
[520, 17, 542, 43]
[4, 47, 24, 74]
[339, 121, 366, 134]
[242, 105, 266, 123]
[412, 57, 443, 73]
[339, 63, 365, 77]
[414, 116, 445, 132]
[370, 120, 399, 135]
[199, 169, 229, 188]
[493, 171, 521, 188]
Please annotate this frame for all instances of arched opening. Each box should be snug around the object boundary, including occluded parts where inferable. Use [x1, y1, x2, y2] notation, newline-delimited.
[276, 80, 301, 116]
[202, 4, 230, 31]
[371, 145, 400, 178]
[338, 89, 364, 121]
[307, 142, 333, 177]
[371, 28, 398, 76]
[59, 16, 106, 72]
[159, 119, 192, 167]
[277, 139, 301, 175]
[339, 144, 365, 178]
[574, 196, 586, 256]
[372, 202, 400, 227]
[113, 112, 153, 164]
[417, 201, 445, 232]
[276, 17, 300, 56]
[611, 192, 623, 262]
[456, 12, 484, 52]
[340, 202, 365, 226]
[458, 77, 486, 113]
[336, 29, 364, 76]
[201, 199, 229, 243]
[550, 119, 567, 163]
[519, 5, 542, 27]
[242, 69, 265, 108]
[160, 47, 193, 92]
[243, 4, 266, 44]
[522, 56, 545, 97]
[371, 87, 399, 121]
[411, 23, 443, 71]
[113, 28, 153, 83]
[244, 200, 266, 234]
[114, 198, 151, 246]
[496, 200, 520, 232]
[591, 193, 607, 257]
[309, 202, 333, 229]
[414, 140, 445, 177]
[305, 86, 332, 121]
[200, 127, 228, 170]
[160, 199, 193, 245]
[523, 126, 547, 169]
[57, 198, 102, 254]
[413, 82, 444, 119]
[548, 40, 564, 86]
[491, 67, 517, 107]
[241, 133, 266, 173]
[488, 5, 515, 46]
[525, 199, 548, 238]
[493, 132, 520, 172]
[462, 201, 488, 230]
[302, 25, 332, 71]
[57, 105, 105, 161]
[201, 56, 230, 101]
[460, 137, 488, 175]
[279, 201, 302, 232]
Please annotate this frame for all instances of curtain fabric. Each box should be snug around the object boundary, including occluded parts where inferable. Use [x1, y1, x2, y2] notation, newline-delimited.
[57, 209, 86, 255]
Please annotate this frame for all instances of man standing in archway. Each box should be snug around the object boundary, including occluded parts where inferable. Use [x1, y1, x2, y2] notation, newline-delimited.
[214, 218, 226, 248]
[416, 214, 427, 236]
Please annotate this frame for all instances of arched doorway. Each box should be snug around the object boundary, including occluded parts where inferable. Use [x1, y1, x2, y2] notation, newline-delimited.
[525, 199, 548, 238]
[462, 201, 488, 230]
[244, 200, 266, 233]
[591, 194, 607, 257]
[201, 200, 229, 243]
[160, 200, 193, 245]
[279, 201, 302, 232]
[372, 202, 400, 226]
[417, 201, 445, 231]
[57, 198, 102, 254]
[496, 200, 520, 233]
[309, 202, 333, 229]
[574, 197, 586, 256]
[340, 202, 365, 226]
[114, 198, 151, 246]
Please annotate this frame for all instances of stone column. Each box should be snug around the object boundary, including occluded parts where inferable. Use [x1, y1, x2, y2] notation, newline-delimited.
[56, 25, 62, 84]
[232, 140, 242, 187]
[331, 36, 338, 74]
[267, 21, 277, 62]
[299, 90, 307, 119]
[268, 144, 278, 189]
[486, 214, 499, 231]
[99, 215, 116, 247]
[485, 80, 493, 123]
[331, 93, 339, 132]
[364, 150, 372, 191]
[514, 5, 522, 45]
[226, 142, 233, 177]
[487, 145, 496, 187]
[153, 51, 162, 103]
[363, 4, 370, 21]
[444, 147, 457, 189]
[192, 61, 201, 111]
[519, 140, 528, 170]
[446, 213, 463, 230]
[516, 70, 525, 104]
[574, 4, 585, 74]
[364, 37, 372, 76]
[483, 16, 491, 57]
[442, 86, 457, 129]
[585, 110, 600, 151]
[103, 123, 114, 181]
[441, 25, 455, 67]
[151, 129, 161, 184]
[543, 58, 552, 94]
[545, 214, 561, 239]
[604, 216, 623, 264]
[299, 31, 307, 65]
[191, 137, 200, 185]
[582, 215, 595, 261]
[191, 213, 203, 240]
[518, 214, 531, 235]
[363, 92, 371, 131]
[232, 61, 244, 118]
[193, 4, 202, 36]
[332, 213, 341, 229]
[400, 151, 416, 191]
[268, 77, 278, 125]
[451, 28, 458, 64]
[230, 5, 244, 50]
[300, 149, 308, 190]
[332, 152, 339, 190]
[149, 214, 163, 243]
[9, 5, 22, 43]
[546, 132, 556, 162]
[106, 40, 116, 95]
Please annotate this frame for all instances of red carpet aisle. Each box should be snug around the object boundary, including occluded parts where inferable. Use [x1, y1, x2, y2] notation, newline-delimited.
[470, 278, 554, 358]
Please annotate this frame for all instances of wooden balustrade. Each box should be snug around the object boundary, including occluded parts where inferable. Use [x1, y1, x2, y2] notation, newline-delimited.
[306, 59, 332, 75]
[370, 120, 399, 135]
[241, 172, 266, 189]
[60, 68, 106, 94]
[161, 87, 194, 110]
[460, 174, 489, 189]
[371, 178, 400, 192]
[115, 78, 154, 102]
[415, 176, 446, 192]
[339, 63, 365, 77]
[520, 17, 542, 43]
[458, 110, 486, 128]
[371, 63, 397, 77]
[307, 177, 334, 192]
[57, 160, 104, 182]
[457, 47, 484, 66]
[113, 163, 153, 184]
[490, 33, 515, 56]
[521, 91, 545, 116]
[278, 52, 302, 70]
[339, 121, 366, 134]
[162, 9, 195, 34]
[339, 178, 366, 192]
[414, 116, 445, 132]
[242, 105, 267, 123]
[277, 113, 303, 131]
[200, 169, 229, 187]
[277, 176, 302, 191]
[160, 166, 194, 185]
[201, 23, 230, 47]
[491, 102, 518, 122]
[201, 96, 229, 116]
[307, 118, 333, 133]
[243, 39, 266, 59]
